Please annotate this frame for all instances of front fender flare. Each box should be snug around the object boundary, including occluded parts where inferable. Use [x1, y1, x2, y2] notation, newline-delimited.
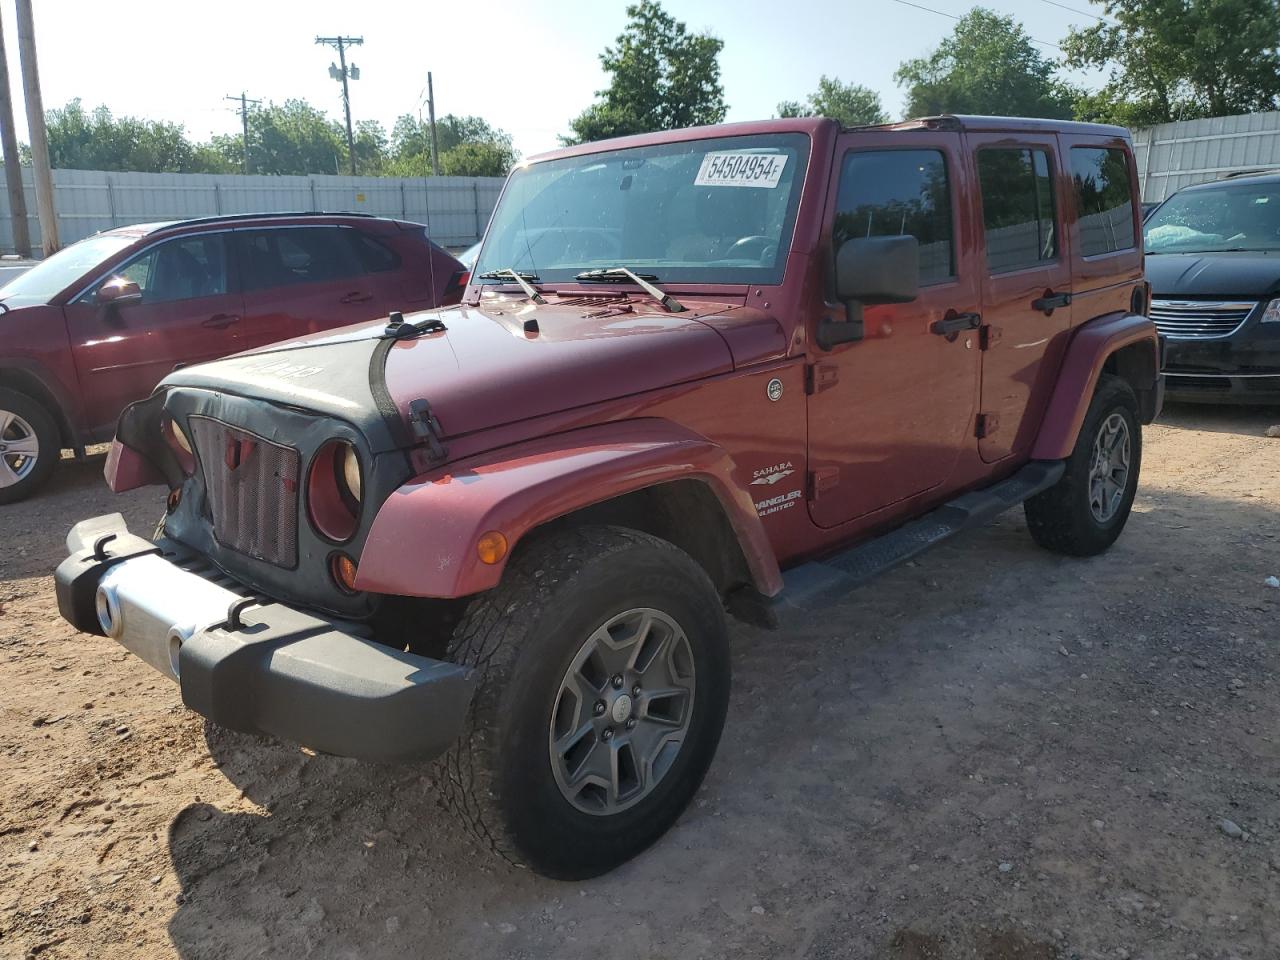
[353, 419, 783, 600]
[1032, 312, 1161, 461]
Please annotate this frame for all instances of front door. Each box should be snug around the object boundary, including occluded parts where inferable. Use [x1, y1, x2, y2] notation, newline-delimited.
[807, 132, 982, 529]
[63, 231, 244, 435]
[968, 135, 1074, 462]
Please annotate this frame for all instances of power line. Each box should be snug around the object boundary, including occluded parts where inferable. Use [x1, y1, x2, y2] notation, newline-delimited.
[225, 92, 261, 174]
[316, 35, 363, 176]
[886, 0, 1065, 50]
[1034, 0, 1114, 24]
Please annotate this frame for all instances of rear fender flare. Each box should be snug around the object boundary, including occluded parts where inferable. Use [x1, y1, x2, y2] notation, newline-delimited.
[354, 419, 783, 600]
[1032, 312, 1161, 461]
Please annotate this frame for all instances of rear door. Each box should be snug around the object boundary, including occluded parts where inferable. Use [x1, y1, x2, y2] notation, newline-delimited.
[233, 225, 384, 347]
[806, 131, 982, 528]
[969, 134, 1074, 462]
[62, 231, 244, 432]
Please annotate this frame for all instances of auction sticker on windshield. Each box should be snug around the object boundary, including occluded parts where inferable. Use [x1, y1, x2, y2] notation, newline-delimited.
[695, 153, 788, 188]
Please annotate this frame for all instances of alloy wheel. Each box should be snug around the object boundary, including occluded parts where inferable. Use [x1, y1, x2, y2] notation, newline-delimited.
[1088, 412, 1130, 523]
[0, 409, 40, 489]
[548, 607, 696, 815]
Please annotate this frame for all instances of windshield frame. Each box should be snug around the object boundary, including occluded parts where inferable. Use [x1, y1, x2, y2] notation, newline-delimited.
[1143, 179, 1280, 255]
[472, 130, 813, 291]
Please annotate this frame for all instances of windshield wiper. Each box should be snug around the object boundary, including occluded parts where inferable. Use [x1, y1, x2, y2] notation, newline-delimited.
[575, 267, 686, 312]
[477, 269, 546, 304]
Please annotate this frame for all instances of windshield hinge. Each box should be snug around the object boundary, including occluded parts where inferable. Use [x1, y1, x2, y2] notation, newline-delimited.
[804, 363, 839, 395]
[408, 398, 448, 462]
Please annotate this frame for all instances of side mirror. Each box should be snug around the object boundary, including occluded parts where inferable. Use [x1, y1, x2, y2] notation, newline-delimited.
[96, 276, 142, 307]
[818, 236, 920, 349]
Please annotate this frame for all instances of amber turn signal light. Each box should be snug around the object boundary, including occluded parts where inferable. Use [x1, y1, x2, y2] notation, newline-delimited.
[476, 531, 508, 565]
[330, 552, 359, 592]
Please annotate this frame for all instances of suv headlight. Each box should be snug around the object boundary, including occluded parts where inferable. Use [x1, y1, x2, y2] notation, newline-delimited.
[307, 440, 362, 542]
[1261, 298, 1280, 324]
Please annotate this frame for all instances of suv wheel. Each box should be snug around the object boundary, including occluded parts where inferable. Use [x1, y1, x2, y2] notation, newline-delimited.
[439, 525, 730, 879]
[0, 388, 58, 505]
[1024, 374, 1141, 556]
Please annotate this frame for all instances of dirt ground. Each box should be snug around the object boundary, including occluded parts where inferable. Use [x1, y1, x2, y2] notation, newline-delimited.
[2, 403, 1278, 960]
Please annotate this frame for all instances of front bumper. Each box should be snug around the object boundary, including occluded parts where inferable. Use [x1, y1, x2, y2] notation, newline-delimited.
[54, 514, 474, 764]
[1163, 328, 1280, 403]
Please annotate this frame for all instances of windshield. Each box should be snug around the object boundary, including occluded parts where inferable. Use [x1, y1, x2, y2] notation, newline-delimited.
[1144, 182, 1280, 254]
[0, 233, 138, 304]
[474, 133, 810, 285]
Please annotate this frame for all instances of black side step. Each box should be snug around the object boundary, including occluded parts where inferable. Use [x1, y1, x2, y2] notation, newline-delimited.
[770, 459, 1065, 617]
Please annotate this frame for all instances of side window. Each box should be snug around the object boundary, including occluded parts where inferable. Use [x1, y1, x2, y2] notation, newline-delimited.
[1071, 147, 1136, 256]
[347, 231, 401, 272]
[239, 227, 364, 291]
[115, 234, 229, 303]
[977, 148, 1058, 273]
[833, 149, 954, 284]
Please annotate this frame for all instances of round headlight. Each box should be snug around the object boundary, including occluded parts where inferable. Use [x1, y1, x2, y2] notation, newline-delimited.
[340, 443, 362, 503]
[172, 421, 193, 455]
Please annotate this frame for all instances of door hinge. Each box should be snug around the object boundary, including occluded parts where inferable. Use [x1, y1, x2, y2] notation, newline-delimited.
[979, 324, 1001, 350]
[975, 412, 1000, 439]
[804, 363, 839, 395]
[807, 466, 840, 500]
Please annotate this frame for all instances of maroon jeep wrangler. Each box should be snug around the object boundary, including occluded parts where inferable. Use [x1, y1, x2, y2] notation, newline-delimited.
[56, 116, 1162, 879]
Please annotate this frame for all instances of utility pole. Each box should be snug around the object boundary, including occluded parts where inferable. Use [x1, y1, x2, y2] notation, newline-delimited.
[0, 17, 30, 257]
[225, 92, 261, 174]
[315, 35, 363, 176]
[426, 72, 440, 176]
[14, 0, 56, 255]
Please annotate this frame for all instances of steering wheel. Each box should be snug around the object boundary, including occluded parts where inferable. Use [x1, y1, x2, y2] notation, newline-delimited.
[726, 235, 776, 263]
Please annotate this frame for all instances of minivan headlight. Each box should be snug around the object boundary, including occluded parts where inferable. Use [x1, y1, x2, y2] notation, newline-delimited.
[1261, 298, 1280, 324]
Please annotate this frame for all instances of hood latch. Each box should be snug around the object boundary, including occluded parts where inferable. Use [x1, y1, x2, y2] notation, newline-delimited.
[408, 398, 448, 462]
[385, 310, 447, 340]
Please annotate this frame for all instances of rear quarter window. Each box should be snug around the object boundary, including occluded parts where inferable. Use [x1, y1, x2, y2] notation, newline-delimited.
[1071, 147, 1136, 256]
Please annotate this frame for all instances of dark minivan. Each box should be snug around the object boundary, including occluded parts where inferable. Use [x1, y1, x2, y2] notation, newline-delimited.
[1143, 171, 1280, 402]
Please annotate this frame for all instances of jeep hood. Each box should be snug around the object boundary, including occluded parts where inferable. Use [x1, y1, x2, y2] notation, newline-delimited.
[161, 297, 746, 453]
[1145, 250, 1280, 299]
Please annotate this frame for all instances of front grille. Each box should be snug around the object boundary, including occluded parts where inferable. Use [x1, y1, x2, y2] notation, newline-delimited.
[188, 416, 300, 568]
[1149, 299, 1256, 340]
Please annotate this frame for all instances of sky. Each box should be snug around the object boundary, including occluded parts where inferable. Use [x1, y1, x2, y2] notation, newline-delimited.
[0, 0, 1111, 161]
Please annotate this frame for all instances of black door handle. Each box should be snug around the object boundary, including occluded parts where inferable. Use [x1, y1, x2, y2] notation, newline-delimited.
[930, 311, 982, 336]
[340, 290, 374, 304]
[201, 313, 240, 329]
[1031, 291, 1072, 314]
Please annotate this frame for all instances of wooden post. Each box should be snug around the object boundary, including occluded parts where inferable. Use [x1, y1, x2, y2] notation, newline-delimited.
[15, 0, 57, 255]
[0, 17, 30, 257]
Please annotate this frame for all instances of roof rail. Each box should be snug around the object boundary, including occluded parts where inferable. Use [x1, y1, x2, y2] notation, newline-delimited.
[1217, 168, 1280, 180]
[154, 210, 380, 231]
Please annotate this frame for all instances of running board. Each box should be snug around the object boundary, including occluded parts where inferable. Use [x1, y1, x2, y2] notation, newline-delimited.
[769, 460, 1065, 617]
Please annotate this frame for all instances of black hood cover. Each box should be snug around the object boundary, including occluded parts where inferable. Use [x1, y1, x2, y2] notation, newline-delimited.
[1145, 251, 1280, 299]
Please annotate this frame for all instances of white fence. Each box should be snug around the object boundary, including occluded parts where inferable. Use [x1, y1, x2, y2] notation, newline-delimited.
[0, 166, 506, 253]
[1133, 110, 1280, 202]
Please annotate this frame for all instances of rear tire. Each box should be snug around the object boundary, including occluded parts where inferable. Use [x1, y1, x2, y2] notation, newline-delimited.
[1024, 374, 1141, 557]
[0, 388, 59, 505]
[438, 525, 730, 879]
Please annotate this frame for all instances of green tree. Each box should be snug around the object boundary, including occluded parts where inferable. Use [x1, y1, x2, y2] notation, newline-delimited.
[241, 99, 348, 175]
[1063, 0, 1280, 125]
[777, 76, 888, 126]
[353, 118, 389, 175]
[895, 7, 1075, 120]
[564, 0, 726, 144]
[388, 113, 517, 176]
[44, 99, 218, 172]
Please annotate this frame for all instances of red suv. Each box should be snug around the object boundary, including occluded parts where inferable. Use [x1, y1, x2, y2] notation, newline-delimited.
[0, 213, 465, 503]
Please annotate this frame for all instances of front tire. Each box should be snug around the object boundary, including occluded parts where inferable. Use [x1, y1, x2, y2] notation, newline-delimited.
[439, 525, 730, 879]
[1024, 374, 1141, 556]
[0, 388, 59, 505]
